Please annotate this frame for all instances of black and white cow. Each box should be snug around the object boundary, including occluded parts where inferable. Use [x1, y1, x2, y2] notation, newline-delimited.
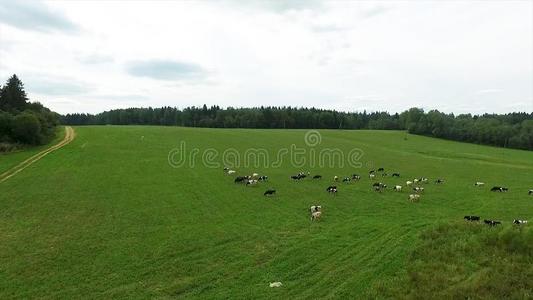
[474, 182, 485, 186]
[235, 176, 246, 183]
[258, 175, 268, 181]
[413, 187, 424, 193]
[351, 174, 361, 181]
[310, 205, 322, 213]
[264, 189, 276, 196]
[373, 182, 386, 192]
[392, 173, 400, 177]
[313, 175, 322, 179]
[377, 167, 385, 172]
[435, 179, 445, 184]
[529, 189, 533, 195]
[464, 215, 480, 221]
[484, 219, 501, 226]
[491, 186, 508, 192]
[246, 179, 258, 186]
[342, 177, 351, 183]
[513, 219, 528, 225]
[326, 186, 338, 195]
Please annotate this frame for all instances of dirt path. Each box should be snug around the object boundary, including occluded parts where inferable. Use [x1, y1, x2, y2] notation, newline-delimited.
[0, 126, 76, 183]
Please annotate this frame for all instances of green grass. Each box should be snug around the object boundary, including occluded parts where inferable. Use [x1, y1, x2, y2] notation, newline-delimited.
[0, 126, 531, 299]
[0, 127, 65, 174]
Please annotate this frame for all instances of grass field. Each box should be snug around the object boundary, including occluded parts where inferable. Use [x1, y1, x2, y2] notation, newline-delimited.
[0, 126, 531, 299]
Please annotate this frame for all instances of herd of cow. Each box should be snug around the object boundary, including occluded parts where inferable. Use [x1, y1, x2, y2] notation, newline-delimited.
[224, 167, 531, 223]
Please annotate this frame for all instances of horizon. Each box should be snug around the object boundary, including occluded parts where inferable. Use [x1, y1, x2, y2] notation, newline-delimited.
[0, 1, 532, 115]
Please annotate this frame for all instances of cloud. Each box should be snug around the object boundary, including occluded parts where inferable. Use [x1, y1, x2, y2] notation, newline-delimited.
[26, 78, 90, 96]
[311, 24, 349, 33]
[474, 89, 504, 94]
[361, 5, 390, 19]
[0, 1, 78, 33]
[91, 94, 148, 101]
[78, 54, 114, 64]
[221, 0, 323, 13]
[126, 60, 207, 81]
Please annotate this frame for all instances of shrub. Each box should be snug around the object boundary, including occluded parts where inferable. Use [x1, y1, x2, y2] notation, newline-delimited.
[11, 112, 42, 145]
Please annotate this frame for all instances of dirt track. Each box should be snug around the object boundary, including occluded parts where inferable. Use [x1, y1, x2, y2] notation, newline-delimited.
[0, 126, 75, 183]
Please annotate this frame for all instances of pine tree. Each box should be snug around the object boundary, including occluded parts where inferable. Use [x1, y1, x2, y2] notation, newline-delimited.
[0, 74, 28, 112]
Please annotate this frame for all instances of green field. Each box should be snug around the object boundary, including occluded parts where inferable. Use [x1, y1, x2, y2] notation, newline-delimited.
[1, 126, 532, 299]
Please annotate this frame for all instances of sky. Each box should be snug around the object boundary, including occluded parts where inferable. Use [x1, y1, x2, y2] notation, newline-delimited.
[0, 0, 531, 115]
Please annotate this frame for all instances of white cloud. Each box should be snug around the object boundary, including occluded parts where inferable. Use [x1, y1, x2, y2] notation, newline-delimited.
[0, 0, 531, 115]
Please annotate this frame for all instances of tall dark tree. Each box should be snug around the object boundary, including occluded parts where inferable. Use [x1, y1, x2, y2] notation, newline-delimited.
[0, 74, 29, 112]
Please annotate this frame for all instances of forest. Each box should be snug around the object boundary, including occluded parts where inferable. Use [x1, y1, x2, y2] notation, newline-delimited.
[0, 75, 59, 151]
[62, 105, 533, 150]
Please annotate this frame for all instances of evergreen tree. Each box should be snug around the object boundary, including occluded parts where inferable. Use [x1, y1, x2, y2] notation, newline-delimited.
[0, 74, 29, 112]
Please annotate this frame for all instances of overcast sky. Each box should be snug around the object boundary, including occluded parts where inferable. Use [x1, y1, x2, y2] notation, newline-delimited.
[0, 0, 531, 114]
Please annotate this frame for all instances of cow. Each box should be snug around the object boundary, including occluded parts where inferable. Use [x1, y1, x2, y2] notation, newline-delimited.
[313, 175, 322, 179]
[393, 185, 402, 192]
[408, 194, 420, 202]
[269, 282, 283, 288]
[435, 179, 445, 184]
[334, 176, 339, 182]
[420, 178, 429, 184]
[342, 177, 351, 183]
[264, 189, 276, 196]
[464, 216, 480, 221]
[227, 170, 236, 175]
[392, 173, 400, 177]
[529, 189, 533, 195]
[351, 174, 361, 181]
[369, 170, 375, 174]
[311, 211, 322, 221]
[369, 173, 376, 179]
[513, 219, 528, 225]
[326, 186, 337, 195]
[474, 182, 485, 186]
[235, 176, 246, 183]
[484, 219, 501, 226]
[491, 186, 508, 192]
[252, 173, 259, 178]
[246, 179, 258, 186]
[377, 167, 385, 172]
[223, 167, 229, 172]
[406, 181, 413, 186]
[413, 178, 419, 184]
[310, 205, 322, 213]
[258, 175, 268, 181]
[381, 173, 388, 177]
[291, 173, 306, 180]
[373, 182, 386, 192]
[413, 187, 424, 193]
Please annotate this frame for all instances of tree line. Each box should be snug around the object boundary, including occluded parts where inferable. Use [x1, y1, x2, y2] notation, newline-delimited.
[62, 105, 533, 150]
[0, 75, 59, 151]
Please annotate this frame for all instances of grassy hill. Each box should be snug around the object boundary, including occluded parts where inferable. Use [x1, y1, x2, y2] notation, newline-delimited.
[0, 126, 531, 299]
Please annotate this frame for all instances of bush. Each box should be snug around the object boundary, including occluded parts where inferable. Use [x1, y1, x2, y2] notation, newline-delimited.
[11, 112, 42, 145]
[0, 111, 13, 142]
